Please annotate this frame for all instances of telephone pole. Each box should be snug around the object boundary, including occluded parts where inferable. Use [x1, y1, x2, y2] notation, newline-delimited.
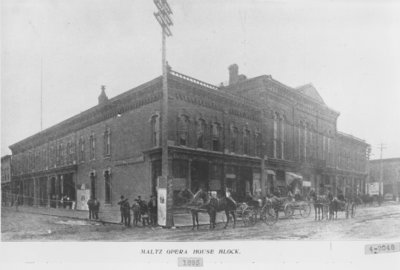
[153, 0, 173, 227]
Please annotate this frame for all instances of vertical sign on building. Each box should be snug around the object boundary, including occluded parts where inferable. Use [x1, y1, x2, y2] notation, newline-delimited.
[157, 176, 167, 226]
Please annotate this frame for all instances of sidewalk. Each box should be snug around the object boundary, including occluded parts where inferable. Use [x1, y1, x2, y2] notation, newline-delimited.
[3, 205, 229, 228]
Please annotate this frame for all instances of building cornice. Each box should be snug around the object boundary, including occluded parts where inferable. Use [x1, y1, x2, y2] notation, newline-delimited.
[10, 77, 163, 153]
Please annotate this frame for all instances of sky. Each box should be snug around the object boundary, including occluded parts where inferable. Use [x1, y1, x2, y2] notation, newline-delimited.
[1, 0, 400, 160]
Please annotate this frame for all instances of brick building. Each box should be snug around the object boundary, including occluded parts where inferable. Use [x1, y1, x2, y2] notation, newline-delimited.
[1, 155, 12, 205]
[369, 158, 400, 199]
[8, 64, 369, 213]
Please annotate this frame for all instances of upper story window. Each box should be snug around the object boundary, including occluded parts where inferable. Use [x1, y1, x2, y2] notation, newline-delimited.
[89, 133, 96, 160]
[212, 122, 221, 151]
[279, 116, 285, 159]
[66, 142, 71, 164]
[300, 121, 306, 161]
[57, 144, 63, 165]
[79, 137, 85, 163]
[273, 113, 278, 158]
[103, 128, 111, 157]
[196, 118, 206, 148]
[178, 115, 189, 146]
[150, 114, 160, 147]
[255, 132, 262, 157]
[243, 128, 250, 155]
[231, 126, 238, 153]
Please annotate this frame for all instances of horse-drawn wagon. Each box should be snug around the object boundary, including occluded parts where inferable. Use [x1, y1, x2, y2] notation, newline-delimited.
[282, 199, 312, 218]
[236, 199, 278, 227]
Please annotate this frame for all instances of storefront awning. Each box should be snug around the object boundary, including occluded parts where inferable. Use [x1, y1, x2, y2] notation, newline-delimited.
[285, 172, 303, 185]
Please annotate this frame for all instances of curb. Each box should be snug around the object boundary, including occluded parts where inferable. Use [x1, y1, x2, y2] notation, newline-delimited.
[5, 207, 122, 226]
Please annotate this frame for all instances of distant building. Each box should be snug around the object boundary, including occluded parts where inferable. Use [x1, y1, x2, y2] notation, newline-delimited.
[1, 155, 12, 205]
[8, 64, 369, 213]
[369, 158, 400, 198]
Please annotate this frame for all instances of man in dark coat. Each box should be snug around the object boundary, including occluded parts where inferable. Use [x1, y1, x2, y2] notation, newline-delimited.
[122, 198, 131, 227]
[87, 196, 95, 220]
[148, 195, 157, 226]
[117, 195, 125, 224]
[93, 198, 100, 220]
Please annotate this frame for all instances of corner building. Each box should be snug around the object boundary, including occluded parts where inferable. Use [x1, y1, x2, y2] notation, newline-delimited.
[9, 65, 369, 212]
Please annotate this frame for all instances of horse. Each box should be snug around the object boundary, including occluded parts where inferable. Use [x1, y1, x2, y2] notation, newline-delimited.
[310, 193, 329, 220]
[187, 189, 237, 230]
[329, 197, 350, 220]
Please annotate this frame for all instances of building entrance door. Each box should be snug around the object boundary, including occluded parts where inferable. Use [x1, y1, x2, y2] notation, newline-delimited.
[90, 175, 96, 199]
[190, 161, 209, 193]
[237, 166, 252, 201]
[50, 177, 56, 208]
[63, 173, 76, 201]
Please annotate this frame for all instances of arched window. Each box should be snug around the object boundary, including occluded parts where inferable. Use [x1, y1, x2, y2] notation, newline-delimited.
[79, 136, 85, 163]
[327, 130, 332, 166]
[103, 128, 111, 156]
[89, 133, 96, 160]
[255, 131, 262, 157]
[150, 114, 160, 147]
[279, 116, 285, 159]
[196, 119, 206, 148]
[212, 122, 220, 151]
[243, 128, 250, 155]
[299, 121, 306, 161]
[178, 115, 189, 146]
[231, 126, 238, 152]
[273, 113, 278, 158]
[57, 144, 63, 165]
[66, 142, 71, 164]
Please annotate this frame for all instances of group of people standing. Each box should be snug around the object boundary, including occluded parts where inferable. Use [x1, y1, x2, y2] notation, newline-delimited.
[118, 195, 157, 227]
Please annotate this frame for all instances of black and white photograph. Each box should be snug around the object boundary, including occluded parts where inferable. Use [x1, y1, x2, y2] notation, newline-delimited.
[1, 0, 399, 268]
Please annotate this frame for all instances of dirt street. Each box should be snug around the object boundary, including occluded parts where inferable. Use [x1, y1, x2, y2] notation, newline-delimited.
[1, 203, 399, 241]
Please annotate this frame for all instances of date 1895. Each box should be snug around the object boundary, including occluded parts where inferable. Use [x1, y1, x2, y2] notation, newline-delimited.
[178, 257, 203, 267]
[365, 243, 400, 255]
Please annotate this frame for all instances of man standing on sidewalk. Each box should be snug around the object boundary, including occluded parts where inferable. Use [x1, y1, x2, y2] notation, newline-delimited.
[93, 198, 100, 220]
[87, 196, 94, 220]
[148, 195, 157, 226]
[122, 198, 131, 227]
[117, 195, 125, 224]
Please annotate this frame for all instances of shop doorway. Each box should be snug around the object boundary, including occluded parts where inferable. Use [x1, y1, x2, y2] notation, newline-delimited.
[236, 166, 252, 201]
[190, 161, 209, 193]
[50, 177, 56, 207]
[62, 173, 76, 201]
[38, 177, 48, 206]
[90, 173, 96, 199]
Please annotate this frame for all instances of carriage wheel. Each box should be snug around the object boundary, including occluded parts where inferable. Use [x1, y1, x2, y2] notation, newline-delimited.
[262, 206, 278, 226]
[299, 203, 311, 217]
[284, 204, 294, 218]
[241, 208, 252, 226]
